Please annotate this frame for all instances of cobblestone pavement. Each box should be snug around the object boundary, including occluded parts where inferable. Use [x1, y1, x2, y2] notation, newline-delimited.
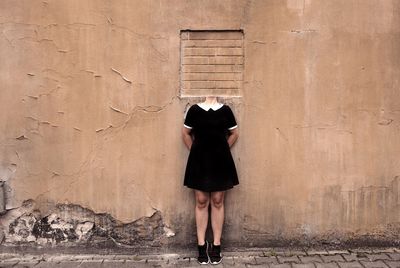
[0, 247, 399, 267]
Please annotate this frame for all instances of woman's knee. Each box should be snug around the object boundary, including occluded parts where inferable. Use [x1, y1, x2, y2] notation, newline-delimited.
[195, 191, 210, 209]
[211, 192, 224, 208]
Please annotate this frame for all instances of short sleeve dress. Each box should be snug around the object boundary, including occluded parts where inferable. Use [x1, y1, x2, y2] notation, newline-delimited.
[183, 103, 239, 192]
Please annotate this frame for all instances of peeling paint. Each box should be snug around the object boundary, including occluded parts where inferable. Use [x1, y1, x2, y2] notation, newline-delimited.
[109, 106, 129, 115]
[0, 200, 174, 248]
[110, 68, 132, 83]
[378, 118, 394, 125]
[15, 135, 28, 141]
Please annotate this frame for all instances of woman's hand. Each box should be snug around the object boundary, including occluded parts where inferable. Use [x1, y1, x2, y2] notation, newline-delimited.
[227, 128, 239, 148]
[182, 126, 193, 150]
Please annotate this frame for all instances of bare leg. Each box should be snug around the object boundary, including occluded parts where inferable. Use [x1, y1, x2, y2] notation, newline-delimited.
[194, 190, 210, 245]
[210, 191, 225, 245]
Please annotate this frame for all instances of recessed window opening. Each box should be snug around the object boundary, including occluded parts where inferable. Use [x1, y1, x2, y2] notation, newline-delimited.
[180, 30, 244, 97]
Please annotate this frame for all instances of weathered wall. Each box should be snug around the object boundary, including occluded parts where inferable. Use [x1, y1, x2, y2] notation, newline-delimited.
[0, 0, 399, 248]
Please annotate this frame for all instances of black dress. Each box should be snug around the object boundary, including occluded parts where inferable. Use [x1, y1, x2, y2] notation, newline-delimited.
[183, 103, 239, 192]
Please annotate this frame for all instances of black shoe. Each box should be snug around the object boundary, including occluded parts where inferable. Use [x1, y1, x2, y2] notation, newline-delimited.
[209, 243, 223, 265]
[197, 241, 209, 265]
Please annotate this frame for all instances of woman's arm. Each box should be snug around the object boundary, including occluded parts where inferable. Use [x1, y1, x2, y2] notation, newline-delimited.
[182, 126, 193, 150]
[227, 128, 239, 148]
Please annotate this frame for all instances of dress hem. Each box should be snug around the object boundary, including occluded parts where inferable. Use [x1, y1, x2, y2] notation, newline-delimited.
[184, 183, 239, 192]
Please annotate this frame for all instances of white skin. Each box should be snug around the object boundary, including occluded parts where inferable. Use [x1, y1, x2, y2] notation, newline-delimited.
[182, 96, 239, 246]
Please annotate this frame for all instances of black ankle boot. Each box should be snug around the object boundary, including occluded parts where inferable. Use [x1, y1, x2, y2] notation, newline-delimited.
[209, 242, 222, 265]
[197, 240, 209, 265]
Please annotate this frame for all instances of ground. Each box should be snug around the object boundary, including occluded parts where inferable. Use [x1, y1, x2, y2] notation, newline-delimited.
[0, 247, 399, 267]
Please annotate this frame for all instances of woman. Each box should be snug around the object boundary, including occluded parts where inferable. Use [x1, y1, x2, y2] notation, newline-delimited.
[182, 96, 239, 265]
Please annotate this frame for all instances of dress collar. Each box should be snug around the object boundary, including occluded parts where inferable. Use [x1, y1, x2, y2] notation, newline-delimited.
[197, 102, 224, 111]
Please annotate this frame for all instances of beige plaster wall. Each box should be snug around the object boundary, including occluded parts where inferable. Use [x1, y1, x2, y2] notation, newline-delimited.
[0, 0, 399, 246]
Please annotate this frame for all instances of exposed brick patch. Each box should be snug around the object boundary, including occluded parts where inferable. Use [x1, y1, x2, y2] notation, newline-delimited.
[180, 30, 243, 97]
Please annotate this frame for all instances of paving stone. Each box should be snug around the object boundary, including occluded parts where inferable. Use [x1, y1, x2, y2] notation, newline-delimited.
[169, 258, 192, 267]
[0, 260, 20, 267]
[0, 250, 398, 268]
[337, 261, 364, 268]
[367, 253, 392, 261]
[223, 261, 236, 268]
[182, 264, 205, 268]
[291, 264, 316, 268]
[255, 256, 279, 265]
[34, 261, 83, 268]
[13, 260, 41, 266]
[0, 260, 19, 264]
[299, 255, 323, 263]
[125, 263, 152, 268]
[234, 256, 257, 265]
[221, 256, 235, 266]
[103, 259, 126, 263]
[315, 262, 340, 268]
[269, 264, 292, 268]
[184, 257, 203, 265]
[276, 255, 301, 264]
[386, 253, 400, 261]
[32, 261, 55, 268]
[125, 260, 148, 267]
[321, 254, 346, 263]
[341, 253, 368, 262]
[100, 260, 128, 268]
[383, 260, 400, 268]
[0, 257, 37, 264]
[360, 260, 391, 268]
[107, 260, 154, 268]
